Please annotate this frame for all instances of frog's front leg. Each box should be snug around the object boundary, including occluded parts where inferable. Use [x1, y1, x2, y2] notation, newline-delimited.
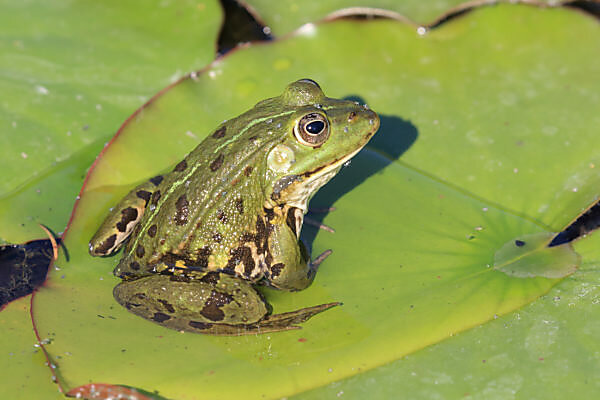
[265, 220, 331, 291]
[89, 176, 163, 256]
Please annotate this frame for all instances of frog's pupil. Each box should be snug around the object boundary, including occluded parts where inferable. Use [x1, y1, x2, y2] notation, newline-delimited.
[306, 121, 324, 134]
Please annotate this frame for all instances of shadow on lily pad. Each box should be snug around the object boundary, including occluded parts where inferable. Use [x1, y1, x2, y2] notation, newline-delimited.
[303, 97, 418, 248]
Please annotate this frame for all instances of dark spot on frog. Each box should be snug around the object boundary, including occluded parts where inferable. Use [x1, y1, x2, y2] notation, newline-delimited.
[151, 190, 161, 206]
[515, 240, 526, 247]
[175, 194, 190, 226]
[210, 154, 224, 172]
[213, 232, 223, 243]
[129, 261, 141, 271]
[217, 209, 228, 224]
[189, 320, 211, 330]
[195, 246, 211, 269]
[124, 301, 141, 310]
[94, 234, 116, 255]
[116, 207, 138, 233]
[286, 207, 299, 237]
[348, 111, 357, 122]
[212, 126, 226, 139]
[136, 190, 152, 205]
[226, 246, 255, 276]
[152, 312, 171, 323]
[265, 251, 273, 268]
[150, 175, 164, 186]
[199, 271, 220, 285]
[236, 198, 244, 214]
[159, 238, 166, 245]
[243, 166, 253, 176]
[270, 263, 285, 278]
[135, 244, 145, 258]
[263, 207, 275, 222]
[158, 299, 175, 313]
[200, 290, 234, 321]
[248, 135, 258, 142]
[148, 224, 157, 238]
[174, 160, 187, 172]
[255, 216, 272, 253]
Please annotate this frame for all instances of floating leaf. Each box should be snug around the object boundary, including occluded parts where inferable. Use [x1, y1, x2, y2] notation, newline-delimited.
[28, 4, 600, 399]
[494, 232, 580, 278]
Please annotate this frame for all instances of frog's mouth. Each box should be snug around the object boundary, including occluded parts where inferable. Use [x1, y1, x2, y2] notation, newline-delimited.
[270, 144, 365, 213]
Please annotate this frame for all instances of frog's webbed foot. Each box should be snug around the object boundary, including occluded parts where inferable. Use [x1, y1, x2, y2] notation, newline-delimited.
[187, 302, 341, 336]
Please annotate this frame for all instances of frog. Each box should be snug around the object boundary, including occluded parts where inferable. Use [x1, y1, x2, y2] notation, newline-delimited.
[89, 79, 380, 335]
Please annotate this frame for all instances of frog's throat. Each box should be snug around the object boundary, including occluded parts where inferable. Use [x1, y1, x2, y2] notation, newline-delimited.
[270, 145, 363, 213]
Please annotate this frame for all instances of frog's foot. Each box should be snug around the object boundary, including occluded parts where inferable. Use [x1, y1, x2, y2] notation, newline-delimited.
[309, 249, 332, 274]
[188, 302, 342, 336]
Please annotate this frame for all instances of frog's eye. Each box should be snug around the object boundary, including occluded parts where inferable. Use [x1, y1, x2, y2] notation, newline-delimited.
[294, 113, 330, 147]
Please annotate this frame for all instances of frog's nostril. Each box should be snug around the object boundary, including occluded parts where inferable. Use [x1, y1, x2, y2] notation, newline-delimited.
[347, 111, 357, 123]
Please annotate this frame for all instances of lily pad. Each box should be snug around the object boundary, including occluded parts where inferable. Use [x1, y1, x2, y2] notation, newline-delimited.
[493, 232, 579, 278]
[241, 0, 566, 35]
[30, 3, 600, 399]
[296, 229, 600, 399]
[0, 0, 222, 243]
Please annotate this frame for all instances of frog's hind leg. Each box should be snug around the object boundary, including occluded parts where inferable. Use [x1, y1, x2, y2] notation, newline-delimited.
[220, 301, 341, 336]
[113, 272, 340, 336]
[89, 176, 163, 256]
[113, 272, 269, 334]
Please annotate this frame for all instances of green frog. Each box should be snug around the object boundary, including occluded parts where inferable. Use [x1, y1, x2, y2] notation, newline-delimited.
[89, 79, 379, 335]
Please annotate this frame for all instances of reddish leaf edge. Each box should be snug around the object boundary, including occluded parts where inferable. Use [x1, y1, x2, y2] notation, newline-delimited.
[66, 383, 164, 400]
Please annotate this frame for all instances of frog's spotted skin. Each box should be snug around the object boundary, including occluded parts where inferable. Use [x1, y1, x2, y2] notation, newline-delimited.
[89, 79, 380, 335]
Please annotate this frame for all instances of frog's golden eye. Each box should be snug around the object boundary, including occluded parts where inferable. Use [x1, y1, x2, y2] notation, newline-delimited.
[294, 113, 330, 147]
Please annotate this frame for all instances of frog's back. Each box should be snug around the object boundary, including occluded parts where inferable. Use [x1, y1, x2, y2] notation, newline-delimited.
[115, 105, 287, 280]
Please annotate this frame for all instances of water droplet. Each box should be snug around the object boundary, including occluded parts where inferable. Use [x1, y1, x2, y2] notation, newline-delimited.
[343, 126, 349, 133]
[417, 26, 427, 36]
[35, 85, 49, 95]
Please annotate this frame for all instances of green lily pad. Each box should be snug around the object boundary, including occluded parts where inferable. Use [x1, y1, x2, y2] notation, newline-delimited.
[0, 0, 222, 243]
[296, 229, 600, 399]
[494, 232, 579, 278]
[0, 297, 63, 400]
[30, 4, 599, 399]
[241, 0, 564, 35]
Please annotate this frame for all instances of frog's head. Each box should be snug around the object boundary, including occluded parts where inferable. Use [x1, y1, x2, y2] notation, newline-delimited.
[263, 79, 380, 211]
